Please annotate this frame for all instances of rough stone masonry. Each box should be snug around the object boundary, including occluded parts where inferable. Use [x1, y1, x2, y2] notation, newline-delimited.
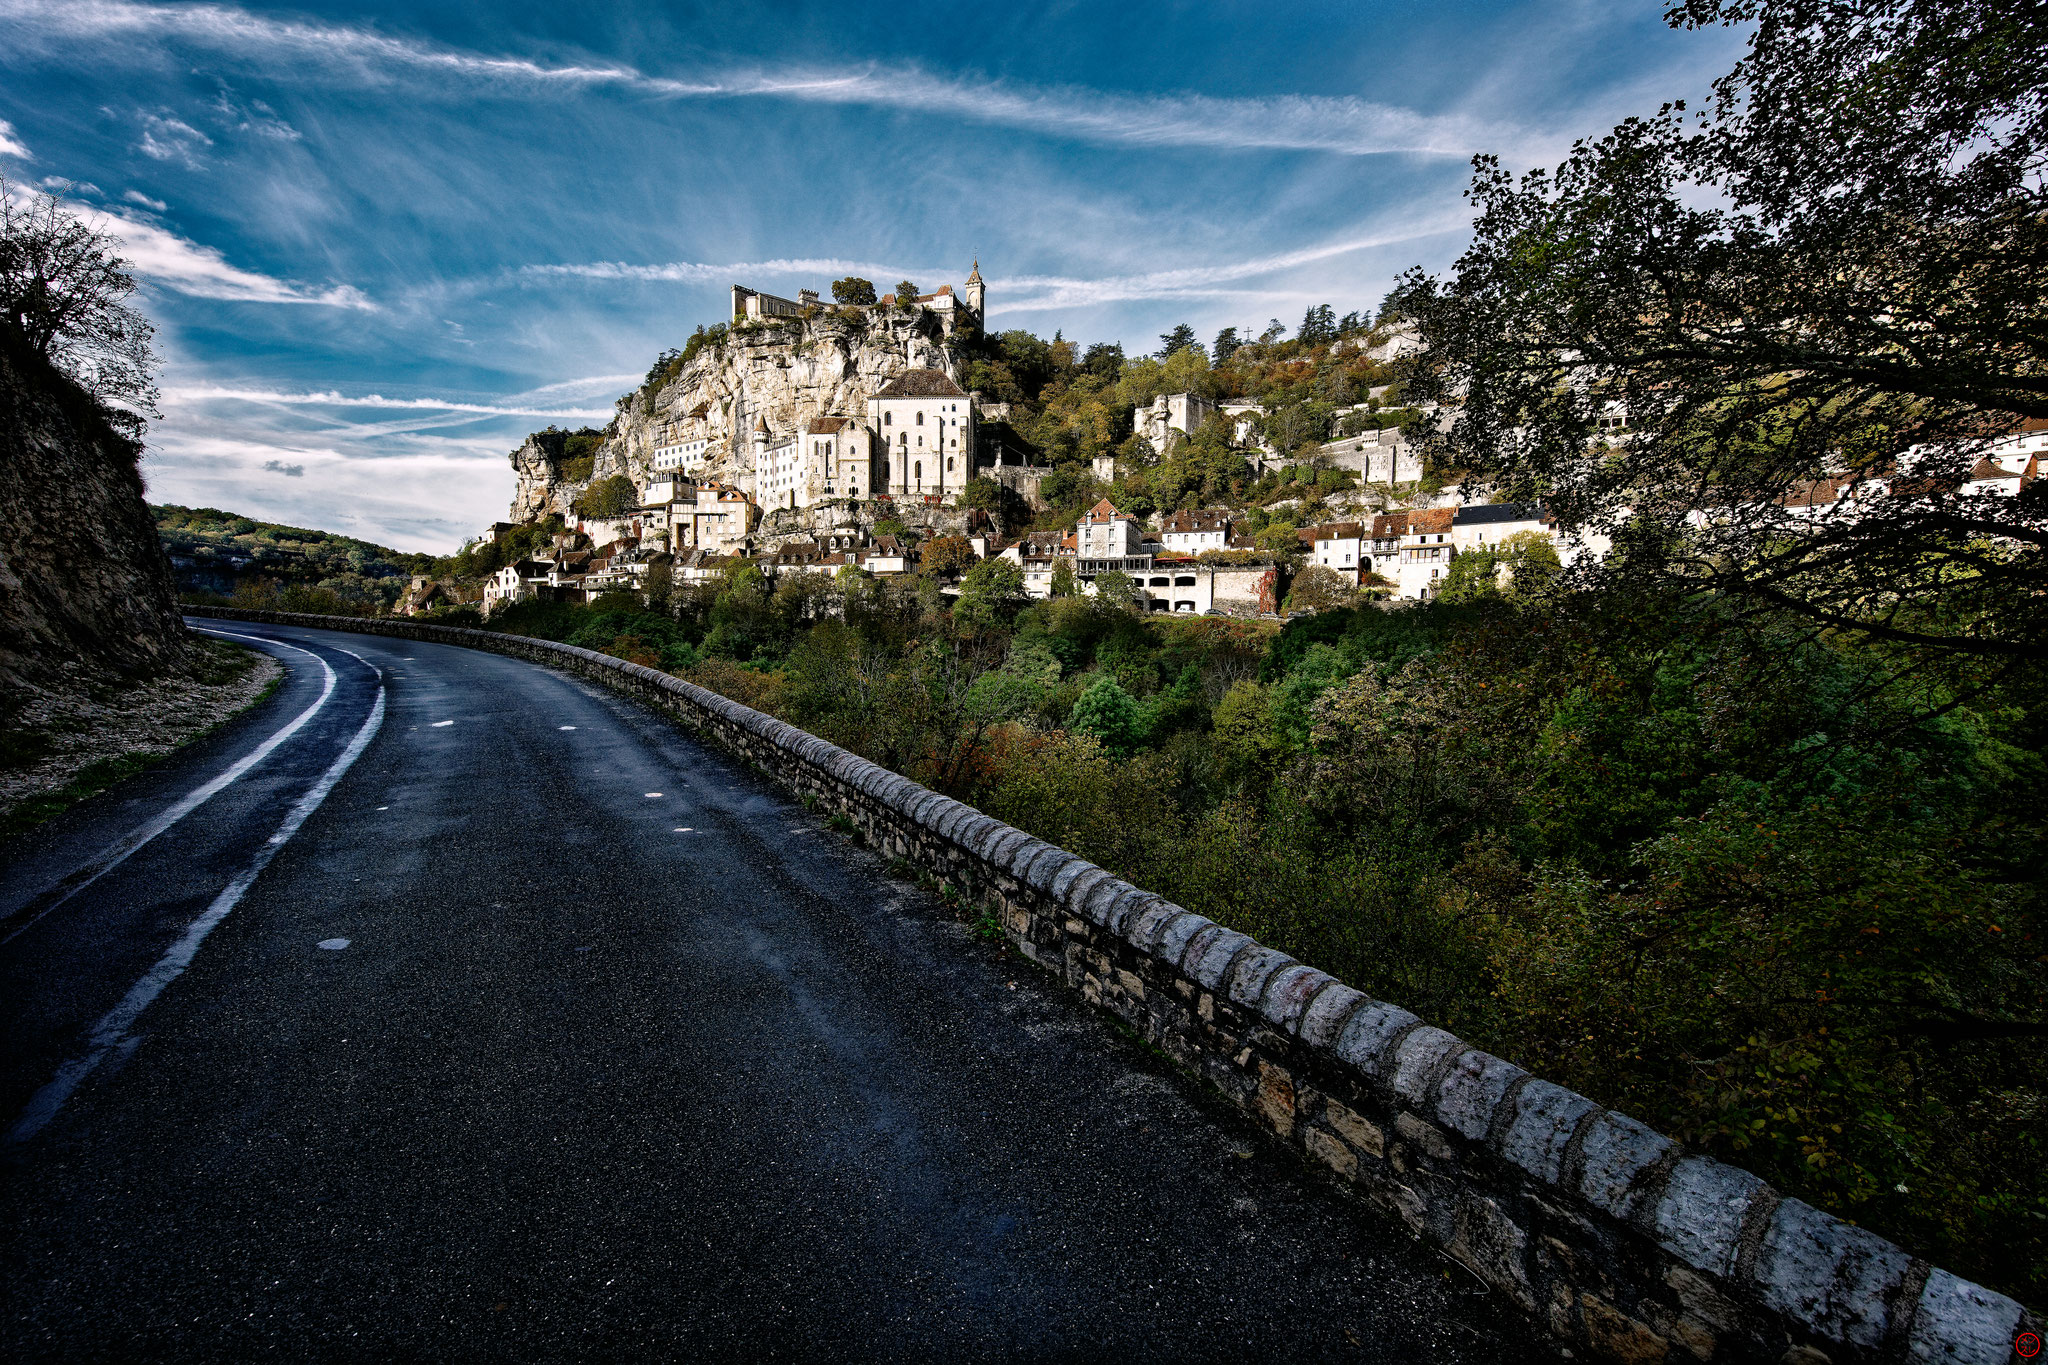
[190, 609, 2037, 1365]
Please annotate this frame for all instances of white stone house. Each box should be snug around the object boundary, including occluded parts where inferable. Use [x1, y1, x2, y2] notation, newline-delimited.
[653, 437, 710, 476]
[1452, 502, 1548, 552]
[688, 484, 758, 555]
[1309, 522, 1367, 581]
[751, 417, 812, 510]
[1371, 507, 1457, 600]
[868, 369, 977, 499]
[1160, 508, 1233, 553]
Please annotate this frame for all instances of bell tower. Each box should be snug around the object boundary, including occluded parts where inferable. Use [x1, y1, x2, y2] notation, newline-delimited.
[963, 260, 985, 321]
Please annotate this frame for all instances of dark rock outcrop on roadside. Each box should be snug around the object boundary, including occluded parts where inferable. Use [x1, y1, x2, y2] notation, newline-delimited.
[0, 318, 189, 695]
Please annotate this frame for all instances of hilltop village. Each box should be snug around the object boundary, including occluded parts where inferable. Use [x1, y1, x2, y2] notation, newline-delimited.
[372, 261, 2048, 625]
[414, 265, 1631, 620]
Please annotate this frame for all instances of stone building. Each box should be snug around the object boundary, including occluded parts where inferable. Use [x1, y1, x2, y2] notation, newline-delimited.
[1131, 392, 1219, 455]
[732, 262, 984, 336]
[806, 417, 876, 502]
[868, 369, 977, 499]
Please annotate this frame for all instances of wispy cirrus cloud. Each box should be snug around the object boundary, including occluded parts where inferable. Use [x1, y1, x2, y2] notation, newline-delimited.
[137, 112, 211, 167]
[0, 119, 30, 160]
[93, 207, 373, 308]
[993, 217, 1472, 311]
[164, 384, 612, 420]
[1, 0, 1524, 159]
[520, 257, 935, 285]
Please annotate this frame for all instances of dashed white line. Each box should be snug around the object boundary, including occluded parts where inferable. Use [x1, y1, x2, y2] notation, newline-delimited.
[431, 720, 455, 728]
[318, 938, 351, 950]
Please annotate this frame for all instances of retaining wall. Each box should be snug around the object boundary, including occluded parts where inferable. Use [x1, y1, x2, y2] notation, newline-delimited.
[190, 608, 2033, 1365]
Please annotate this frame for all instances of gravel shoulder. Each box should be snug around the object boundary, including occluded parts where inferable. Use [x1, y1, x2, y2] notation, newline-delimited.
[0, 636, 281, 835]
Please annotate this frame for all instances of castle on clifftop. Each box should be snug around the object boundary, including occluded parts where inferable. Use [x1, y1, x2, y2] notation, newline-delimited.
[731, 262, 985, 337]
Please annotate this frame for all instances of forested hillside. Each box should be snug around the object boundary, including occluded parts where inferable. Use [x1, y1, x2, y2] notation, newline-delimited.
[155, 504, 428, 609]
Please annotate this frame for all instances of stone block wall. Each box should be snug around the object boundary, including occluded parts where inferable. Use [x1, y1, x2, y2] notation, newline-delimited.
[190, 608, 2035, 1365]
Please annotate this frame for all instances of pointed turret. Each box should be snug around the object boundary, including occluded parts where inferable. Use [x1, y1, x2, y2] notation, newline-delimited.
[963, 259, 985, 319]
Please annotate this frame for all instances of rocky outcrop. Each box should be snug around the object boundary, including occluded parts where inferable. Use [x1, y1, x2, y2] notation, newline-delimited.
[509, 307, 965, 522]
[0, 319, 189, 696]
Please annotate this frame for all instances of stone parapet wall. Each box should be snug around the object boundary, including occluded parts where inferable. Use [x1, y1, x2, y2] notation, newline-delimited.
[189, 607, 2033, 1365]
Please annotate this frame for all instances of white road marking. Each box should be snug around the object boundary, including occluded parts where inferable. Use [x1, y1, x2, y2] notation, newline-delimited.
[674, 827, 694, 832]
[376, 806, 388, 810]
[646, 792, 662, 798]
[318, 938, 350, 950]
[431, 720, 454, 727]
[2, 629, 341, 949]
[559, 725, 576, 730]
[10, 671, 389, 1142]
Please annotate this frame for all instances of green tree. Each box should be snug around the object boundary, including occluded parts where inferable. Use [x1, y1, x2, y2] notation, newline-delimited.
[893, 280, 919, 307]
[1069, 675, 1147, 756]
[1157, 323, 1203, 360]
[1212, 327, 1241, 363]
[1284, 564, 1361, 613]
[1049, 557, 1077, 598]
[572, 474, 639, 520]
[960, 476, 1004, 513]
[1091, 570, 1139, 610]
[954, 555, 1027, 634]
[831, 276, 877, 305]
[1391, 0, 2048, 660]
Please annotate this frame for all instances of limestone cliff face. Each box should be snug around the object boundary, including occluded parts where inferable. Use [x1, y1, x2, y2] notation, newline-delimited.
[0, 320, 190, 696]
[509, 308, 963, 522]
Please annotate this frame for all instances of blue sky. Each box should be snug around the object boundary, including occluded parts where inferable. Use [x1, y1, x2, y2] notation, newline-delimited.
[0, 1, 1742, 552]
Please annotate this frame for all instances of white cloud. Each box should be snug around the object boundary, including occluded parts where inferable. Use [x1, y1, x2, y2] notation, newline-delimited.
[521, 257, 930, 285]
[0, 119, 30, 160]
[138, 112, 212, 167]
[260, 458, 304, 476]
[502, 373, 640, 403]
[93, 207, 375, 308]
[4, 0, 1528, 160]
[123, 189, 168, 210]
[164, 384, 612, 419]
[142, 427, 518, 552]
[992, 216, 1473, 311]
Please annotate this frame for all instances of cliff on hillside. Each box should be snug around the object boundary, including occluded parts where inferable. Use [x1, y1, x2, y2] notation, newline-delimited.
[0, 319, 189, 696]
[509, 306, 963, 523]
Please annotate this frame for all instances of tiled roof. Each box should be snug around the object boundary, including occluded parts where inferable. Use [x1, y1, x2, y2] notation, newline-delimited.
[1454, 502, 1544, 525]
[1162, 509, 1231, 533]
[1312, 522, 1364, 540]
[872, 369, 968, 399]
[1372, 508, 1455, 537]
[806, 416, 856, 434]
[1969, 457, 2019, 480]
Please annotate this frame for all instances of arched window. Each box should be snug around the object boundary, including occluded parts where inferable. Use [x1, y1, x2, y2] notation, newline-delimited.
[914, 461, 923, 483]
[915, 411, 924, 425]
[946, 458, 954, 472]
[883, 411, 892, 426]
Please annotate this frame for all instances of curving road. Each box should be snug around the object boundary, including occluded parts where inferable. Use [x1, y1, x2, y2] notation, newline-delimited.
[1, 621, 1540, 1361]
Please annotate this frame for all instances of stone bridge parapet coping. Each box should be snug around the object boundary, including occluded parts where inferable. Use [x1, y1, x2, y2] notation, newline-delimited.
[188, 608, 2034, 1365]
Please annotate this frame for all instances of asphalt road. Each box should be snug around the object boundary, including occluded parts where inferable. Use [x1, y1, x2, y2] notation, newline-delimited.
[1, 621, 1543, 1362]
